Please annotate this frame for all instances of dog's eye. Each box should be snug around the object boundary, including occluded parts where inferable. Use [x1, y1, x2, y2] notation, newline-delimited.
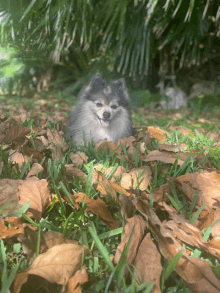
[96, 102, 103, 107]
[111, 105, 117, 109]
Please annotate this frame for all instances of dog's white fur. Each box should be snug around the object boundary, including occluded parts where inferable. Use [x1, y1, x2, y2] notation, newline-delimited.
[68, 74, 133, 145]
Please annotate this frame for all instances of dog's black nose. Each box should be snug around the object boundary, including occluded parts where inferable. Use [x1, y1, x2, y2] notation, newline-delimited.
[103, 112, 110, 120]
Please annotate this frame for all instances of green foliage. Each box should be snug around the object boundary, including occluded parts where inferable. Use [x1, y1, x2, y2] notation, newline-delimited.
[0, 0, 219, 90]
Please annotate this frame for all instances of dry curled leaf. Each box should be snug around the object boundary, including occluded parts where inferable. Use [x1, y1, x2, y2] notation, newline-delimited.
[28, 243, 89, 285]
[134, 233, 162, 293]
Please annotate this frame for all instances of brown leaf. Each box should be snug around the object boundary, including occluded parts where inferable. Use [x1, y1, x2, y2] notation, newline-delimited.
[134, 233, 162, 293]
[158, 143, 187, 152]
[65, 164, 87, 182]
[95, 140, 122, 154]
[33, 136, 49, 151]
[119, 194, 135, 221]
[168, 171, 220, 209]
[0, 177, 51, 220]
[76, 151, 88, 164]
[149, 183, 171, 202]
[46, 128, 69, 152]
[120, 173, 133, 190]
[26, 163, 44, 178]
[18, 227, 77, 261]
[18, 177, 51, 219]
[0, 121, 31, 144]
[22, 146, 44, 164]
[120, 166, 152, 191]
[28, 243, 89, 285]
[105, 166, 127, 182]
[0, 180, 22, 218]
[101, 172, 119, 204]
[147, 126, 167, 143]
[129, 166, 152, 191]
[74, 193, 120, 229]
[114, 215, 148, 266]
[69, 152, 84, 166]
[9, 150, 28, 170]
[65, 265, 88, 293]
[12, 271, 29, 293]
[0, 218, 24, 239]
[133, 197, 220, 293]
[137, 129, 152, 149]
[142, 150, 184, 165]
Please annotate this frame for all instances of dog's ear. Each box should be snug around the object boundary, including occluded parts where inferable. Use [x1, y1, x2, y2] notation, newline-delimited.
[89, 74, 107, 91]
[111, 78, 130, 103]
[81, 74, 106, 99]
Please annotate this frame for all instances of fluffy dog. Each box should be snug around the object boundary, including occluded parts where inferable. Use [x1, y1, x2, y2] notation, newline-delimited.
[68, 74, 133, 145]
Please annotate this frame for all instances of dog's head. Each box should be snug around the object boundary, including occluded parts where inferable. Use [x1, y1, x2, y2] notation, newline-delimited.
[81, 74, 130, 127]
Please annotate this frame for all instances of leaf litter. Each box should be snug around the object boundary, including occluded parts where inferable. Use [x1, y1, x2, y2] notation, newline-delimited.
[1, 101, 220, 292]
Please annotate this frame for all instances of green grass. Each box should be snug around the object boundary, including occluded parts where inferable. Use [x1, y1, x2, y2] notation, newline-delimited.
[1, 91, 220, 293]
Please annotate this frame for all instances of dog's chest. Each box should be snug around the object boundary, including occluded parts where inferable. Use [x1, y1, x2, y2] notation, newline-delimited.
[90, 125, 114, 142]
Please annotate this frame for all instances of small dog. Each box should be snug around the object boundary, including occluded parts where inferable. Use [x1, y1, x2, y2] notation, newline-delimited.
[68, 74, 133, 146]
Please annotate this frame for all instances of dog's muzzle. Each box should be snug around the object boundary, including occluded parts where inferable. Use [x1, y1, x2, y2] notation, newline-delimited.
[97, 111, 111, 127]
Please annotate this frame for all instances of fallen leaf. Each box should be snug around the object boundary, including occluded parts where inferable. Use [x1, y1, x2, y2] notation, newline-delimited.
[0, 121, 31, 144]
[129, 166, 152, 191]
[158, 143, 187, 152]
[147, 126, 167, 143]
[26, 163, 44, 178]
[0, 181, 22, 218]
[74, 193, 120, 229]
[142, 150, 184, 165]
[69, 152, 84, 166]
[18, 227, 77, 261]
[9, 150, 28, 170]
[134, 233, 162, 293]
[168, 171, 220, 209]
[12, 271, 29, 293]
[65, 265, 88, 293]
[65, 164, 87, 182]
[0, 218, 24, 239]
[28, 243, 89, 285]
[22, 146, 44, 164]
[0, 177, 51, 220]
[133, 197, 220, 293]
[114, 215, 148, 268]
[46, 128, 69, 152]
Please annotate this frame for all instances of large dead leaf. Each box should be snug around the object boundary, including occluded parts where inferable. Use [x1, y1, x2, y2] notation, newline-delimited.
[22, 146, 44, 164]
[159, 143, 187, 152]
[28, 243, 89, 285]
[0, 177, 51, 220]
[0, 218, 24, 239]
[149, 183, 171, 202]
[0, 120, 31, 144]
[168, 171, 220, 209]
[95, 140, 122, 154]
[121, 166, 152, 191]
[74, 193, 120, 229]
[9, 150, 28, 171]
[18, 227, 77, 261]
[114, 215, 148, 266]
[46, 128, 69, 152]
[142, 150, 184, 165]
[134, 233, 162, 293]
[65, 265, 88, 293]
[147, 126, 167, 143]
[26, 163, 44, 178]
[133, 197, 220, 293]
[0, 180, 22, 218]
[65, 164, 87, 183]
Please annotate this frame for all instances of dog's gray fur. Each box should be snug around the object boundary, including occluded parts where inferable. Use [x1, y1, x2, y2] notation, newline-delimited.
[68, 74, 133, 145]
